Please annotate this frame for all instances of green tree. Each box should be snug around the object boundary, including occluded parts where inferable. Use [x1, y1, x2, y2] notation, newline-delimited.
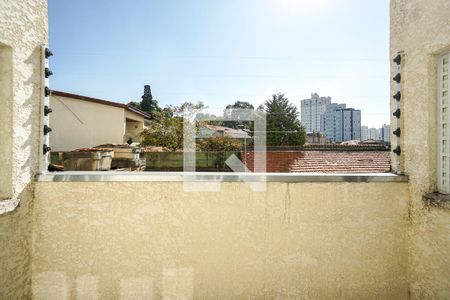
[222, 101, 254, 130]
[139, 101, 206, 151]
[140, 85, 161, 118]
[139, 116, 183, 151]
[264, 93, 306, 146]
[128, 101, 141, 110]
[197, 136, 243, 152]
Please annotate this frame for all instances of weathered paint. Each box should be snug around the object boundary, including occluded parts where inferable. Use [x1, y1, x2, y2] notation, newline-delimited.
[391, 0, 450, 298]
[0, 0, 47, 298]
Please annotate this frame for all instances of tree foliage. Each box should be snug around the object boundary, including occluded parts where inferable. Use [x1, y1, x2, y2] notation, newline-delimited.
[197, 136, 243, 152]
[139, 101, 206, 151]
[222, 101, 255, 130]
[128, 101, 141, 110]
[139, 116, 183, 151]
[264, 93, 306, 146]
[127, 85, 162, 119]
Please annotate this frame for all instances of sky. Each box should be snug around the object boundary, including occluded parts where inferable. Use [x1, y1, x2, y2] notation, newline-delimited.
[48, 0, 390, 128]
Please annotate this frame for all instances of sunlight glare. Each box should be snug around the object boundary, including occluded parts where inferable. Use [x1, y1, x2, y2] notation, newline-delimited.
[279, 0, 330, 13]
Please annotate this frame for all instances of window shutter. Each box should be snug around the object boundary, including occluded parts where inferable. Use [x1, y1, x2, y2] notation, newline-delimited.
[438, 53, 450, 193]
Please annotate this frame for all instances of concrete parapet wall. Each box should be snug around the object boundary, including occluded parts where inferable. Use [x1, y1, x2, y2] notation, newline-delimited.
[33, 181, 409, 299]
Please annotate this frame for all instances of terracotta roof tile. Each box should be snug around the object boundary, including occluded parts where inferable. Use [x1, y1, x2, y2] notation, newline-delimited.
[244, 151, 391, 173]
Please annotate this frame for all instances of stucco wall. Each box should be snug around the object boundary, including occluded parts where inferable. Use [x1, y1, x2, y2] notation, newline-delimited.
[33, 181, 409, 299]
[125, 110, 146, 141]
[391, 0, 450, 298]
[0, 0, 48, 298]
[0, 44, 13, 200]
[50, 95, 127, 151]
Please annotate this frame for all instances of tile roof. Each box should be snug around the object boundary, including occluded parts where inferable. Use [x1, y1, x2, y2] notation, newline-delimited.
[244, 151, 391, 173]
[203, 125, 251, 139]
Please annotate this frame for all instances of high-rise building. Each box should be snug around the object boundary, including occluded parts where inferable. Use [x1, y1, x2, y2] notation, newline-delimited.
[361, 126, 387, 141]
[301, 93, 331, 133]
[361, 126, 369, 141]
[381, 124, 391, 143]
[369, 128, 381, 140]
[321, 103, 361, 143]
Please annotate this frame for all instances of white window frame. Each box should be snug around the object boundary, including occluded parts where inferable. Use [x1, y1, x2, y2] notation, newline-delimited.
[438, 52, 450, 193]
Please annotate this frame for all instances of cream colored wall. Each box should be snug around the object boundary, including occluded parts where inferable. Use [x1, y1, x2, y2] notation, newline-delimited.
[391, 0, 450, 298]
[125, 110, 145, 140]
[0, 0, 47, 298]
[50, 95, 127, 151]
[33, 181, 409, 299]
[125, 120, 144, 140]
[125, 109, 145, 123]
[0, 44, 13, 200]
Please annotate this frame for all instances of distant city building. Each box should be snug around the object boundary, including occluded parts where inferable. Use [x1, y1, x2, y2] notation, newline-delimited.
[321, 103, 361, 143]
[360, 125, 389, 142]
[361, 126, 369, 141]
[381, 124, 391, 143]
[301, 93, 331, 133]
[369, 128, 381, 141]
[306, 132, 327, 144]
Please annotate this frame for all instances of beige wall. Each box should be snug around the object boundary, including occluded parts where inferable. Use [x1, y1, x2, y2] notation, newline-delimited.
[0, 0, 47, 298]
[50, 95, 128, 151]
[33, 181, 409, 299]
[391, 0, 450, 298]
[0, 44, 13, 200]
[125, 110, 146, 141]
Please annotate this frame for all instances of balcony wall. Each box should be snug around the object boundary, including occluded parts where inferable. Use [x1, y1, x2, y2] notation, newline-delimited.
[33, 181, 409, 299]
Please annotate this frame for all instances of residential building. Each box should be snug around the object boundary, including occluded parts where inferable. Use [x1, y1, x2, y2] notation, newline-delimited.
[369, 127, 381, 141]
[381, 124, 391, 143]
[198, 125, 251, 143]
[361, 126, 369, 141]
[361, 126, 388, 142]
[50, 91, 151, 151]
[321, 103, 361, 143]
[305, 132, 327, 144]
[300, 92, 331, 133]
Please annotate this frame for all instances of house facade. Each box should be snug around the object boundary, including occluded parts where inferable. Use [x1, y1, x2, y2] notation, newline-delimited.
[50, 91, 151, 151]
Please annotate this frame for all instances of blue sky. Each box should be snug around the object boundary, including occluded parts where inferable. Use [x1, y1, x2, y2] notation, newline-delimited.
[49, 0, 390, 128]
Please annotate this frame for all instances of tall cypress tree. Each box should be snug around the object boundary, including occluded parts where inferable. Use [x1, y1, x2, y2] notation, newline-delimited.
[140, 85, 161, 118]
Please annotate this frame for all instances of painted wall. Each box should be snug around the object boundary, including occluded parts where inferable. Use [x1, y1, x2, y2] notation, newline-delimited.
[391, 0, 450, 298]
[50, 95, 127, 151]
[0, 0, 48, 298]
[33, 181, 409, 299]
[125, 110, 146, 141]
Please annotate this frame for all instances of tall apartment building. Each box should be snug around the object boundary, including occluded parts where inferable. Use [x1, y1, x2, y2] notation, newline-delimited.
[369, 128, 381, 140]
[301, 93, 331, 133]
[361, 126, 386, 141]
[321, 103, 361, 143]
[381, 124, 391, 143]
[361, 126, 369, 141]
